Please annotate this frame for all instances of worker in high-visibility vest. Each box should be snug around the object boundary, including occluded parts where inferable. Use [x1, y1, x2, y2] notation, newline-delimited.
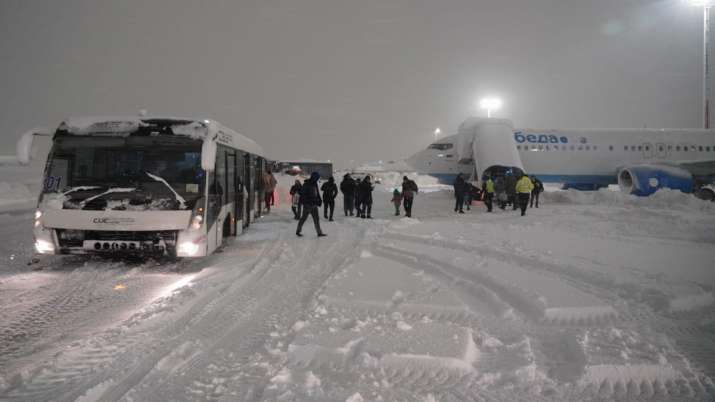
[514, 172, 534, 216]
[482, 176, 495, 212]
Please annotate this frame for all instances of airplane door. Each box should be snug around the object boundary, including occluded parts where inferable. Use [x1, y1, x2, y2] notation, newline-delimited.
[655, 143, 667, 159]
[642, 142, 654, 159]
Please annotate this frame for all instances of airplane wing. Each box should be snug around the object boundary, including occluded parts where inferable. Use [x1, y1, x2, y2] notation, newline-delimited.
[676, 160, 715, 177]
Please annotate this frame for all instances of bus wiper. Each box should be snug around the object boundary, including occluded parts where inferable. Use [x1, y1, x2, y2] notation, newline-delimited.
[144, 171, 187, 209]
[62, 186, 103, 196]
[79, 187, 137, 208]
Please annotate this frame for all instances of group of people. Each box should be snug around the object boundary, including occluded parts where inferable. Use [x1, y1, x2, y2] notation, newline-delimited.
[479, 171, 544, 216]
[288, 173, 419, 237]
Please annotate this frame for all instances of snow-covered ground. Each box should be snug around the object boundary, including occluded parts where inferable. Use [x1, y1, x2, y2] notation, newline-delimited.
[1, 169, 714, 401]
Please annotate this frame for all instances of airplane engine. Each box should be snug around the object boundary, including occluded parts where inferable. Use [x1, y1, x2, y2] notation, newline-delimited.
[617, 165, 693, 196]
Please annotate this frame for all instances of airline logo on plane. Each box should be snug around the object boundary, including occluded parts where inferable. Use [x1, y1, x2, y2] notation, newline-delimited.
[514, 131, 570, 144]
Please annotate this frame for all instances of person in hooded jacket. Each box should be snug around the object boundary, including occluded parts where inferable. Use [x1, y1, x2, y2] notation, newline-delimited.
[358, 176, 374, 218]
[401, 176, 418, 218]
[453, 173, 467, 214]
[340, 174, 356, 216]
[263, 171, 277, 213]
[296, 172, 326, 237]
[321, 176, 339, 221]
[515, 172, 534, 216]
[530, 176, 544, 208]
[289, 179, 302, 220]
[354, 177, 363, 218]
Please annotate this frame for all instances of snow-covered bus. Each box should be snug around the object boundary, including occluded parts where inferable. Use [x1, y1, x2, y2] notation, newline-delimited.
[18, 116, 267, 258]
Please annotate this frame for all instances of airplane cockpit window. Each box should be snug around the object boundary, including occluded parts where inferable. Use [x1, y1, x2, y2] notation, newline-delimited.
[428, 143, 453, 150]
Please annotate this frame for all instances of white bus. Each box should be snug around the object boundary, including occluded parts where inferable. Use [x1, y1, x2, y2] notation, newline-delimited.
[18, 116, 268, 258]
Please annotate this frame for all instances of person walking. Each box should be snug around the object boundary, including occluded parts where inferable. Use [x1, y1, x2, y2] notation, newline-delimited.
[321, 176, 339, 221]
[391, 188, 403, 216]
[482, 176, 495, 212]
[354, 177, 363, 218]
[453, 173, 466, 214]
[289, 179, 302, 220]
[296, 172, 326, 237]
[263, 170, 277, 213]
[494, 175, 507, 210]
[505, 171, 517, 211]
[401, 176, 418, 218]
[358, 176, 374, 218]
[464, 182, 476, 211]
[340, 174, 356, 216]
[515, 172, 534, 217]
[530, 176, 544, 208]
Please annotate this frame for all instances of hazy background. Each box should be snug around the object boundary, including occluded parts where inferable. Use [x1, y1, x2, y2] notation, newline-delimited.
[0, 0, 707, 167]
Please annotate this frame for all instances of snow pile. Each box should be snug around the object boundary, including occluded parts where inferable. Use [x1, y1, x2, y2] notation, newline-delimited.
[0, 182, 35, 207]
[375, 171, 448, 193]
[544, 187, 715, 212]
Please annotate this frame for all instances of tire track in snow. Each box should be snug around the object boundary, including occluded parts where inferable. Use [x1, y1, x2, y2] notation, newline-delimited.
[104, 222, 364, 402]
[0, 236, 284, 401]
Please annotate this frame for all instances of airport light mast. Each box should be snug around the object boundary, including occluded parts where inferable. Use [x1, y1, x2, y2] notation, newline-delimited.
[689, 0, 713, 128]
[479, 98, 502, 118]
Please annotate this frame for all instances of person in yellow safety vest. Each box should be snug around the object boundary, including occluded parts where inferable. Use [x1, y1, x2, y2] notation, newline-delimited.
[482, 176, 495, 212]
[514, 172, 534, 216]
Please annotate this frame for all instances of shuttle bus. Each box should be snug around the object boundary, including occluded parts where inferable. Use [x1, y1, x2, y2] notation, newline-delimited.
[19, 116, 267, 258]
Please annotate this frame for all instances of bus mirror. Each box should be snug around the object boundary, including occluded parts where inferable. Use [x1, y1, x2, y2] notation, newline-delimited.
[201, 139, 217, 172]
[17, 127, 51, 165]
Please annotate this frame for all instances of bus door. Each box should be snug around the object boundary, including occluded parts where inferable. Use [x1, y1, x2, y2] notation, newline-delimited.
[244, 154, 253, 227]
[226, 151, 237, 236]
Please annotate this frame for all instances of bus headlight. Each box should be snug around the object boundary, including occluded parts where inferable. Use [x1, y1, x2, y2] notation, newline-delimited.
[178, 241, 200, 256]
[34, 210, 42, 228]
[35, 239, 55, 254]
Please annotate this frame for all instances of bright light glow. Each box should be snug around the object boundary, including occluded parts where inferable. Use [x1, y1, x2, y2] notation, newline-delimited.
[34, 239, 55, 254]
[114, 284, 127, 291]
[190, 215, 203, 230]
[34, 219, 41, 228]
[688, 0, 714, 7]
[178, 241, 200, 256]
[479, 97, 503, 111]
[434, 127, 441, 135]
[34, 210, 42, 220]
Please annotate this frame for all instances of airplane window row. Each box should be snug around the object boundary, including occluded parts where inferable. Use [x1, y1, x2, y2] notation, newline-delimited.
[517, 144, 715, 152]
[620, 145, 714, 152]
[516, 145, 598, 151]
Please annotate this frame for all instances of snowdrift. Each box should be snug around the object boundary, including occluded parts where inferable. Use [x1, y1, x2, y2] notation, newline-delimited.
[543, 188, 715, 212]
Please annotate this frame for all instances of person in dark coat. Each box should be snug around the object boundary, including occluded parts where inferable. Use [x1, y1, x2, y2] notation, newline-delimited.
[340, 174, 356, 216]
[505, 172, 517, 210]
[494, 176, 507, 210]
[321, 176, 339, 221]
[296, 172, 326, 237]
[289, 179, 302, 220]
[530, 176, 544, 208]
[358, 176, 374, 218]
[453, 173, 466, 214]
[354, 177, 363, 217]
[401, 176, 418, 218]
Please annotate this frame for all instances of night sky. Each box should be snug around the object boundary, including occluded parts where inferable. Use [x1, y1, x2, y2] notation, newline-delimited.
[0, 0, 707, 167]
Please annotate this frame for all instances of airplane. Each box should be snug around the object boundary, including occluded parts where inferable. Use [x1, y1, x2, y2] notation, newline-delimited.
[405, 118, 715, 200]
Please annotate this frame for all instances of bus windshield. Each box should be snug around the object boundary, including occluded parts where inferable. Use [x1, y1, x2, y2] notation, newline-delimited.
[43, 135, 205, 210]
